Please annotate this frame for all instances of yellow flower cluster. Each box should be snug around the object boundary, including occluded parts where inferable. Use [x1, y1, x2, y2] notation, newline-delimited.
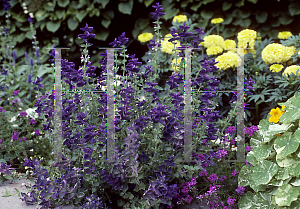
[214, 51, 242, 71]
[207, 46, 223, 55]
[282, 65, 300, 79]
[269, 105, 285, 123]
[161, 33, 181, 54]
[203, 35, 225, 48]
[211, 18, 224, 24]
[269, 64, 284, 73]
[262, 43, 296, 64]
[223, 39, 237, 51]
[138, 32, 153, 43]
[278, 31, 292, 39]
[173, 15, 188, 23]
[237, 29, 257, 50]
[171, 57, 187, 72]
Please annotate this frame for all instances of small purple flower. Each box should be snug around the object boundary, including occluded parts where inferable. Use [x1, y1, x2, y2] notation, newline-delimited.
[35, 129, 41, 135]
[12, 99, 18, 104]
[0, 107, 6, 113]
[13, 90, 20, 96]
[2, 0, 11, 11]
[19, 137, 26, 142]
[1, 69, 8, 76]
[227, 197, 236, 206]
[12, 130, 19, 141]
[199, 171, 208, 177]
[226, 126, 236, 134]
[28, 17, 34, 23]
[0, 139, 2, 143]
[29, 119, 36, 125]
[3, 28, 9, 35]
[207, 173, 218, 182]
[245, 146, 252, 152]
[236, 186, 245, 195]
[20, 111, 27, 116]
[231, 170, 239, 176]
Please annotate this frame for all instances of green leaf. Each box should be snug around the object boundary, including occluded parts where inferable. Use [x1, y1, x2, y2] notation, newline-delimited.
[35, 10, 49, 22]
[222, 28, 236, 38]
[289, 2, 300, 16]
[75, 10, 88, 22]
[144, 0, 155, 7]
[67, 17, 78, 31]
[101, 19, 111, 28]
[138, 18, 150, 30]
[251, 160, 278, 186]
[279, 94, 300, 123]
[46, 21, 61, 33]
[255, 11, 268, 23]
[101, 0, 109, 9]
[118, 0, 134, 15]
[275, 183, 299, 206]
[102, 10, 114, 19]
[279, 14, 293, 25]
[57, 0, 69, 8]
[117, 199, 125, 207]
[200, 10, 214, 19]
[44, 1, 56, 11]
[247, 0, 258, 3]
[239, 10, 251, 18]
[274, 131, 300, 159]
[222, 2, 232, 11]
[243, 19, 251, 28]
[55, 10, 65, 19]
[95, 31, 109, 41]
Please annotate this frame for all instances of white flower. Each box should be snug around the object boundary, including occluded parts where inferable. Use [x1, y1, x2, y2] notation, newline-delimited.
[26, 107, 38, 119]
[12, 124, 18, 127]
[10, 116, 17, 123]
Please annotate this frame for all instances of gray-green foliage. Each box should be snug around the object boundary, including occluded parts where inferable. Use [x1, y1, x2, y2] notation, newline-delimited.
[238, 93, 300, 208]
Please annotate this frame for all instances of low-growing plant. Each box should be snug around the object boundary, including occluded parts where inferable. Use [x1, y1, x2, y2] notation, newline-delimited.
[238, 93, 300, 208]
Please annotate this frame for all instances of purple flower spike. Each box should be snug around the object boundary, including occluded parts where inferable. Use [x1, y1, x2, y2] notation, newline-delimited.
[150, 2, 165, 20]
[25, 52, 28, 61]
[12, 50, 17, 60]
[30, 58, 34, 66]
[78, 23, 95, 45]
[35, 49, 39, 58]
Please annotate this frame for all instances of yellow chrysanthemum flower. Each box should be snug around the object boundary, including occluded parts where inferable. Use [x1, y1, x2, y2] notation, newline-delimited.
[203, 35, 225, 48]
[173, 15, 188, 23]
[138, 32, 153, 43]
[171, 57, 187, 72]
[269, 64, 284, 73]
[262, 43, 295, 65]
[211, 18, 224, 24]
[298, 51, 300, 57]
[207, 46, 223, 55]
[214, 51, 242, 71]
[278, 31, 292, 39]
[237, 29, 257, 49]
[161, 34, 181, 54]
[282, 65, 300, 80]
[269, 105, 285, 123]
[223, 39, 237, 51]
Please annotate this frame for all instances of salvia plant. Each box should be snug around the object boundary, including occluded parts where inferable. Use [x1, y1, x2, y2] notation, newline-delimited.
[0, 1, 261, 209]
